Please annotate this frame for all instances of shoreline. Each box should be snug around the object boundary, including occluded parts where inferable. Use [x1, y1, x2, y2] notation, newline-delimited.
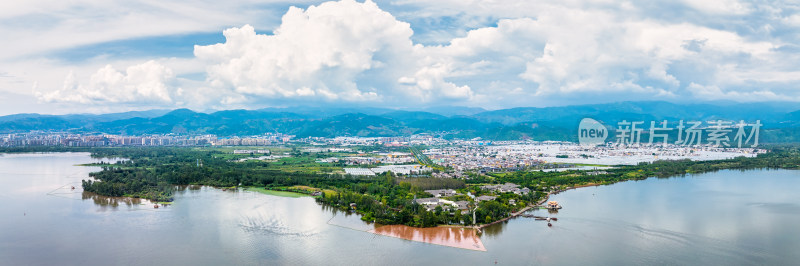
[470, 182, 605, 231]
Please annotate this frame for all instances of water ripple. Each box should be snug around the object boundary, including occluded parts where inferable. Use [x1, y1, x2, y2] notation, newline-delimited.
[238, 214, 320, 237]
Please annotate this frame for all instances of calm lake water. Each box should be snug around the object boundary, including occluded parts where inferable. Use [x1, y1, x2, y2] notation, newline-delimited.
[1, 152, 798, 265]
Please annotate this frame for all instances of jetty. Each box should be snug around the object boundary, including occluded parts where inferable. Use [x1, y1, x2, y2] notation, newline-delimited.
[475, 204, 536, 231]
[473, 195, 563, 232]
[520, 214, 557, 221]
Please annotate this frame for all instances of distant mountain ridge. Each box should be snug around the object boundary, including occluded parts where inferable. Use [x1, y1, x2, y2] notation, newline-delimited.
[1, 101, 799, 142]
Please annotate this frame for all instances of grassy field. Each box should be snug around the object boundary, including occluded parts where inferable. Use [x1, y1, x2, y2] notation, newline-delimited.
[246, 185, 337, 198]
[246, 187, 308, 198]
[271, 156, 345, 174]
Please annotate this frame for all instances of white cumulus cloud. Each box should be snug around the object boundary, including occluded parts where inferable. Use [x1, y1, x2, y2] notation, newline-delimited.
[24, 0, 800, 112]
[194, 0, 472, 105]
[38, 60, 177, 104]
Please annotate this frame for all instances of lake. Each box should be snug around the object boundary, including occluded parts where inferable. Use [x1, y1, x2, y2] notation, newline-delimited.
[0, 152, 798, 265]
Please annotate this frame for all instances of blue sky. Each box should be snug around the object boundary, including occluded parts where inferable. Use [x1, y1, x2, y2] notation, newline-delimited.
[0, 0, 799, 115]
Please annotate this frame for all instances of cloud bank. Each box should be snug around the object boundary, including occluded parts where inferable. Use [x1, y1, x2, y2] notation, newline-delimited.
[27, 0, 800, 110]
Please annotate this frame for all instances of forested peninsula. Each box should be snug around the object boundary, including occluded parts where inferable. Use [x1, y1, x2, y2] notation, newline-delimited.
[4, 145, 799, 227]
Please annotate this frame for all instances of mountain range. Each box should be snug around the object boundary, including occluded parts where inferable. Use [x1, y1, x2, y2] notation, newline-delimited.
[2, 101, 799, 143]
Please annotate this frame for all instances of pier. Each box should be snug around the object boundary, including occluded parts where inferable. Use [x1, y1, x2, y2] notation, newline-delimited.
[474, 204, 536, 231]
[473, 196, 562, 232]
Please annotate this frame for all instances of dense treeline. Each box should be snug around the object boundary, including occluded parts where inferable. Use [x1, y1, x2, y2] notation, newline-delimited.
[318, 174, 448, 227]
[83, 168, 173, 201]
[316, 173, 537, 226]
[80, 147, 391, 201]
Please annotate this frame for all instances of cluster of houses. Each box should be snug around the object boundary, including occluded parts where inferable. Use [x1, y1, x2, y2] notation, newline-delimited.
[425, 146, 548, 172]
[321, 152, 415, 166]
[342, 156, 379, 165]
[480, 183, 531, 195]
[414, 197, 470, 212]
[423, 189, 459, 197]
[431, 171, 467, 179]
[475, 195, 497, 202]
[412, 189, 466, 212]
[411, 182, 530, 212]
[232, 149, 270, 154]
[413, 189, 503, 212]
[586, 170, 609, 176]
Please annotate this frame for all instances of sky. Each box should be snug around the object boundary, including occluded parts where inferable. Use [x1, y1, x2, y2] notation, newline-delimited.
[0, 0, 799, 115]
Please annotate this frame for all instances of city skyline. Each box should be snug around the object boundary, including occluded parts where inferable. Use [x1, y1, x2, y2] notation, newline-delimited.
[1, 0, 800, 115]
